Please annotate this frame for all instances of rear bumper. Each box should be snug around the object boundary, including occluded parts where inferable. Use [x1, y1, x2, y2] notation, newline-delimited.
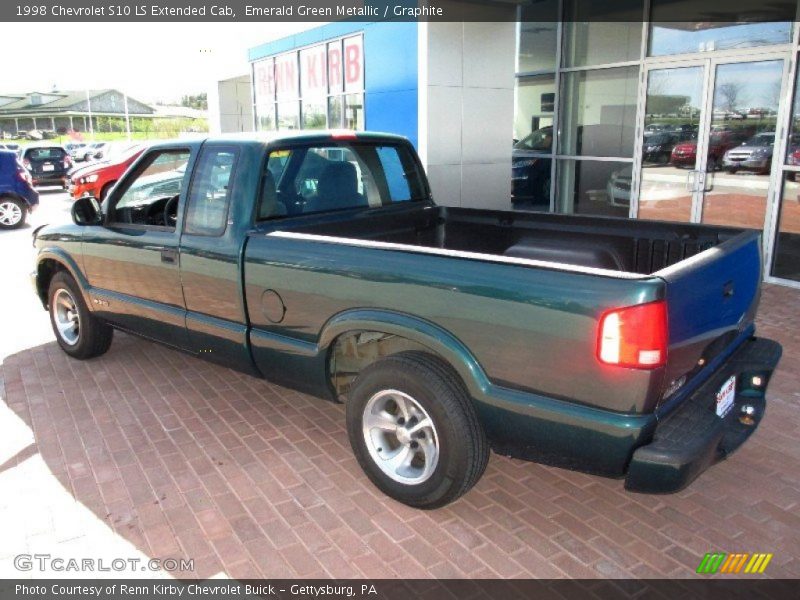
[32, 174, 68, 187]
[625, 336, 781, 493]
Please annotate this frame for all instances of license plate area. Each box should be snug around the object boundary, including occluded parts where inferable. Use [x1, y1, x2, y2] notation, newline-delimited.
[42, 163, 54, 171]
[715, 375, 736, 418]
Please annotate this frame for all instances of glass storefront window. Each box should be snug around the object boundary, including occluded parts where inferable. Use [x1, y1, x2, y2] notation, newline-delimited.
[514, 75, 555, 143]
[772, 173, 800, 281]
[328, 95, 343, 128]
[561, 1, 643, 67]
[255, 104, 276, 131]
[555, 159, 631, 218]
[517, 0, 558, 73]
[344, 93, 364, 130]
[276, 101, 300, 130]
[301, 100, 326, 129]
[559, 66, 638, 157]
[649, 22, 792, 57]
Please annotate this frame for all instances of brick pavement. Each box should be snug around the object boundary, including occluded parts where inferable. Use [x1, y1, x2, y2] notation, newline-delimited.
[0, 285, 798, 579]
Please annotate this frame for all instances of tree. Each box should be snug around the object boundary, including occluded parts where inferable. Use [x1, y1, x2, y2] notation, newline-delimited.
[717, 82, 745, 114]
[180, 93, 208, 110]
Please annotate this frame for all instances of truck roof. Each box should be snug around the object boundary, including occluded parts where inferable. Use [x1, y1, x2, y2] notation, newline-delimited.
[150, 130, 411, 150]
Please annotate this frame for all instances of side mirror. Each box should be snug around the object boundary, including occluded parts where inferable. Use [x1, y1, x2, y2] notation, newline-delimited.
[71, 195, 102, 226]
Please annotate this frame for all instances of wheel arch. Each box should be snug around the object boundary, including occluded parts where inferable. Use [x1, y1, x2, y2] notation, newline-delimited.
[35, 249, 90, 309]
[320, 309, 489, 403]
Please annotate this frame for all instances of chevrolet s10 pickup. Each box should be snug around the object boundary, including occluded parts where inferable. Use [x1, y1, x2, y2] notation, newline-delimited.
[32, 131, 781, 508]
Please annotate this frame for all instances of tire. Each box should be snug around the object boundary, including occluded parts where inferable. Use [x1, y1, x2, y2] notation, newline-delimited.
[0, 197, 27, 229]
[346, 351, 489, 509]
[48, 271, 113, 359]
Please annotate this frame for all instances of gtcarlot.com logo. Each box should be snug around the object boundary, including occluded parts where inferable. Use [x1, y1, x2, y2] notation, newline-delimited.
[14, 554, 193, 572]
[696, 552, 773, 574]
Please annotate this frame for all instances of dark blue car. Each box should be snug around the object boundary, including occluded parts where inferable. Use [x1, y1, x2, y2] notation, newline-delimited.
[0, 150, 39, 229]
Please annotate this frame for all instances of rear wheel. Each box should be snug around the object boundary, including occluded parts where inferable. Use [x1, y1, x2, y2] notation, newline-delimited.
[346, 352, 489, 509]
[0, 197, 26, 229]
[48, 271, 113, 359]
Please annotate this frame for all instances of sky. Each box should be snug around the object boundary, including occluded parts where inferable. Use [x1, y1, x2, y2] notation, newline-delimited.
[2, 22, 319, 104]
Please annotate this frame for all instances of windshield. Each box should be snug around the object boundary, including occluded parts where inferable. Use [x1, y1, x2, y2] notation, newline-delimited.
[647, 134, 673, 145]
[746, 134, 775, 147]
[514, 128, 553, 152]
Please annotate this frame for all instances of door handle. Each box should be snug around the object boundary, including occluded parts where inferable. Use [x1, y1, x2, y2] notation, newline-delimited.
[161, 248, 178, 264]
[686, 170, 698, 191]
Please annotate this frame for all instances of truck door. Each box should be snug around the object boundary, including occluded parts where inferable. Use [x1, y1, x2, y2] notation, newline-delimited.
[178, 144, 257, 373]
[82, 147, 193, 348]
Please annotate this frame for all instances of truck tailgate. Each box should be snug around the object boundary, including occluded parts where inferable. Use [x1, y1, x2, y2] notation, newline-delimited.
[656, 231, 762, 409]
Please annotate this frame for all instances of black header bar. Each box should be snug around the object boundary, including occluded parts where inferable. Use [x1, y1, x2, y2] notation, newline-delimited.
[1, 0, 798, 23]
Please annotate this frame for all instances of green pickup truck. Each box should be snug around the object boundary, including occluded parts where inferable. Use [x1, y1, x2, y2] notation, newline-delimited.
[33, 131, 781, 508]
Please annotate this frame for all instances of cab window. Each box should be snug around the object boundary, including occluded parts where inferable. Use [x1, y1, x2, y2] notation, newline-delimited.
[184, 148, 237, 236]
[257, 142, 426, 219]
[108, 150, 190, 229]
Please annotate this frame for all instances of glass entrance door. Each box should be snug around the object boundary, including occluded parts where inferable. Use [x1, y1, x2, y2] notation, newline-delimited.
[637, 65, 706, 222]
[700, 60, 784, 229]
[636, 57, 786, 229]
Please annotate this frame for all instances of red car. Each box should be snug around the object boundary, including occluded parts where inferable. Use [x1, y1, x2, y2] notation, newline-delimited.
[671, 133, 745, 170]
[69, 144, 145, 200]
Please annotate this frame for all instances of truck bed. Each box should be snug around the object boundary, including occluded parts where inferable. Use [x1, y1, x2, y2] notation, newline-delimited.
[280, 204, 744, 276]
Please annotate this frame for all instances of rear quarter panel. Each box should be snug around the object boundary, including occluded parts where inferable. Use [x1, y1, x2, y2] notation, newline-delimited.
[244, 234, 667, 413]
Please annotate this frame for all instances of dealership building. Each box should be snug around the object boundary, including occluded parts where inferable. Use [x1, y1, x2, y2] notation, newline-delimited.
[209, 2, 800, 287]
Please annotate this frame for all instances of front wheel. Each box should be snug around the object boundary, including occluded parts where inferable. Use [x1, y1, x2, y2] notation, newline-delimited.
[0, 197, 27, 229]
[48, 271, 113, 359]
[346, 352, 489, 509]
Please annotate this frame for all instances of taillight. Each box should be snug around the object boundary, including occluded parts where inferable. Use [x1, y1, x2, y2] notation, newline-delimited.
[63, 157, 72, 169]
[597, 300, 668, 369]
[23, 159, 31, 170]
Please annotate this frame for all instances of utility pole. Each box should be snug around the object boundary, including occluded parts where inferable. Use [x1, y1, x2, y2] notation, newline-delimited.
[85, 90, 94, 140]
[123, 92, 131, 141]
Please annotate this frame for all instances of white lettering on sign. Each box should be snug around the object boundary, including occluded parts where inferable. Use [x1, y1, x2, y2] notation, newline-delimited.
[301, 45, 328, 96]
[251, 35, 363, 104]
[328, 41, 343, 94]
[275, 52, 298, 99]
[253, 58, 275, 105]
[343, 35, 363, 92]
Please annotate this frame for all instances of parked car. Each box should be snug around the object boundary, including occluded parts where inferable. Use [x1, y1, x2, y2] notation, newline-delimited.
[722, 132, 776, 174]
[90, 141, 110, 160]
[20, 145, 72, 188]
[671, 132, 747, 170]
[64, 142, 87, 161]
[0, 150, 39, 229]
[69, 144, 146, 201]
[511, 127, 552, 209]
[606, 165, 632, 207]
[643, 132, 679, 164]
[77, 142, 107, 162]
[0, 143, 21, 152]
[32, 131, 781, 508]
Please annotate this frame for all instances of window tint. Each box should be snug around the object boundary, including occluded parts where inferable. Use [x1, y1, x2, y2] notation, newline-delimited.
[257, 142, 426, 219]
[376, 146, 416, 202]
[184, 148, 237, 236]
[27, 147, 66, 160]
[110, 150, 190, 228]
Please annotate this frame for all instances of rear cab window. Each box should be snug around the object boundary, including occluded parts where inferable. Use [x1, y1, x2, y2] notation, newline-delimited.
[26, 147, 66, 160]
[258, 141, 427, 219]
